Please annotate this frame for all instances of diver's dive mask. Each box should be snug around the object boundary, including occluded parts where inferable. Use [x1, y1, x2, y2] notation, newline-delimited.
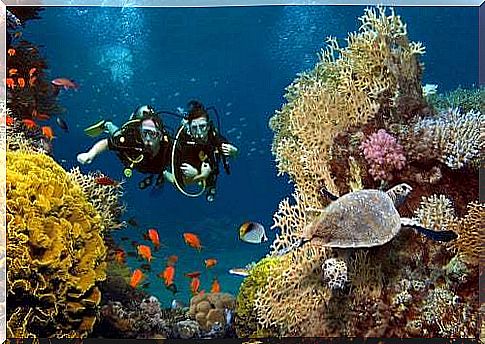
[189, 117, 209, 141]
[141, 119, 161, 156]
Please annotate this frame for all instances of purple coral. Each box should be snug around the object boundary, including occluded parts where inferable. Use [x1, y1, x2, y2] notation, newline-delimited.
[360, 129, 406, 181]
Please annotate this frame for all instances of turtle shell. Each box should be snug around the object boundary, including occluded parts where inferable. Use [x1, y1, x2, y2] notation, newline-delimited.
[303, 189, 402, 248]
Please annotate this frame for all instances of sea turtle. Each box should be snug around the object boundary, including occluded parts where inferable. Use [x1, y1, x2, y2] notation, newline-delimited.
[279, 183, 458, 255]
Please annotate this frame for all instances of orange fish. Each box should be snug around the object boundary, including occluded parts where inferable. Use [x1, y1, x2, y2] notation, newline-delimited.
[114, 249, 125, 264]
[183, 233, 202, 251]
[7, 48, 15, 56]
[205, 258, 217, 268]
[22, 119, 36, 129]
[185, 273, 201, 295]
[5, 78, 15, 88]
[51, 78, 79, 90]
[185, 271, 201, 279]
[29, 68, 36, 76]
[137, 244, 152, 262]
[41, 126, 55, 140]
[161, 265, 175, 286]
[130, 269, 144, 288]
[211, 278, 220, 293]
[6, 116, 14, 126]
[94, 176, 118, 186]
[167, 255, 178, 266]
[17, 78, 25, 88]
[8, 69, 17, 75]
[34, 112, 50, 121]
[146, 228, 160, 250]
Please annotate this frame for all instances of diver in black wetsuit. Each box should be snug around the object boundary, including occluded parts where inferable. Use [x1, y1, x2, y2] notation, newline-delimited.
[165, 100, 238, 202]
[77, 105, 172, 189]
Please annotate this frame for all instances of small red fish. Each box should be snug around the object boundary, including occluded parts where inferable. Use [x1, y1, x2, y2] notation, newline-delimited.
[211, 278, 220, 293]
[146, 228, 160, 250]
[137, 244, 152, 263]
[17, 78, 25, 88]
[114, 249, 125, 264]
[51, 78, 79, 90]
[6, 116, 14, 126]
[167, 255, 178, 266]
[183, 233, 202, 251]
[8, 69, 18, 76]
[5, 78, 15, 88]
[7, 48, 15, 56]
[205, 258, 217, 268]
[41, 126, 55, 140]
[161, 265, 175, 286]
[185, 271, 201, 279]
[130, 269, 144, 288]
[94, 176, 118, 186]
[22, 119, 36, 129]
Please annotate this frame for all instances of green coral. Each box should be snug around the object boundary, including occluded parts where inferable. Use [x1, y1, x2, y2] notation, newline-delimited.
[427, 86, 485, 114]
[6, 150, 107, 338]
[235, 257, 282, 337]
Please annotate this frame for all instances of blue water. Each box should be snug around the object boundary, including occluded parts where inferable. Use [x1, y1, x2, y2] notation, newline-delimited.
[21, 5, 479, 306]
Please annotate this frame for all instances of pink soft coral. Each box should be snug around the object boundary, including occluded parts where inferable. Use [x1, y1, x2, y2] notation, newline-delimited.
[360, 129, 406, 182]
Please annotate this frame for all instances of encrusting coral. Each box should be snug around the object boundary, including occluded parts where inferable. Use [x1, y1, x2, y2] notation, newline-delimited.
[6, 150, 107, 338]
[189, 292, 235, 331]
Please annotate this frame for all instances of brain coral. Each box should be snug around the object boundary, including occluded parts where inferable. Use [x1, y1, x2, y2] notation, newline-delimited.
[6, 150, 107, 338]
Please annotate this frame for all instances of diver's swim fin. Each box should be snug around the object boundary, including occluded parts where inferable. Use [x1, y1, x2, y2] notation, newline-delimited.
[84, 120, 106, 138]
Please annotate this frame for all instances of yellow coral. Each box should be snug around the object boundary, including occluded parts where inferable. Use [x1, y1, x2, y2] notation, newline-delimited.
[448, 202, 484, 265]
[7, 150, 107, 338]
[270, 6, 425, 205]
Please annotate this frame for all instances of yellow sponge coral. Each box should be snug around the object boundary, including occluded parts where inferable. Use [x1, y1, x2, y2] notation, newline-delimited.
[7, 150, 107, 338]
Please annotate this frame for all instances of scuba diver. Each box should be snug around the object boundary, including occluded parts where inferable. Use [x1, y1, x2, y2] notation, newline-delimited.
[76, 105, 172, 189]
[165, 100, 238, 202]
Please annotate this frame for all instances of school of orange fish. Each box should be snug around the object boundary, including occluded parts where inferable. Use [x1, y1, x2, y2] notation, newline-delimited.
[120, 228, 221, 298]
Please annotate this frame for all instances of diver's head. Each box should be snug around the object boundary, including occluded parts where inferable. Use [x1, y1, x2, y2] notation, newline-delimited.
[141, 118, 161, 157]
[186, 100, 209, 142]
[131, 105, 157, 120]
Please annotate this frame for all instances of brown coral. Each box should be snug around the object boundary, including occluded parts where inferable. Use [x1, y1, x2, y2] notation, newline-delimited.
[7, 150, 107, 338]
[188, 292, 235, 331]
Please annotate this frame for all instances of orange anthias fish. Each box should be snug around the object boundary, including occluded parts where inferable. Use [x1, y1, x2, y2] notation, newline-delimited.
[183, 233, 202, 251]
[17, 78, 25, 88]
[147, 228, 160, 250]
[41, 126, 55, 140]
[5, 78, 15, 88]
[8, 69, 18, 76]
[114, 249, 125, 264]
[137, 244, 152, 262]
[211, 278, 221, 293]
[205, 258, 217, 269]
[167, 255, 178, 266]
[130, 269, 144, 288]
[6, 116, 14, 126]
[94, 176, 118, 186]
[22, 119, 36, 129]
[161, 265, 175, 286]
[185, 271, 201, 295]
[7, 48, 15, 56]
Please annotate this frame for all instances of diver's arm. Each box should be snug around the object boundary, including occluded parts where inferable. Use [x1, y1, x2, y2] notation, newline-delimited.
[77, 139, 109, 164]
[192, 162, 211, 182]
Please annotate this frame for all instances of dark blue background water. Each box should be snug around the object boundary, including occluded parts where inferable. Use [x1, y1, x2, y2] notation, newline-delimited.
[21, 5, 479, 306]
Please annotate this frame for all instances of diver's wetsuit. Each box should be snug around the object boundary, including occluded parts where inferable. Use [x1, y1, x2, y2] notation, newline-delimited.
[174, 125, 229, 190]
[107, 120, 171, 176]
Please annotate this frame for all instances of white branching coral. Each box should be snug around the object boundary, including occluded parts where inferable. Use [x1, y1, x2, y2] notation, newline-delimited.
[412, 108, 484, 169]
[413, 194, 456, 231]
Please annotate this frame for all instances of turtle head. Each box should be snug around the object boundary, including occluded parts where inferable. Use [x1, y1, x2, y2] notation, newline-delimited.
[387, 183, 412, 208]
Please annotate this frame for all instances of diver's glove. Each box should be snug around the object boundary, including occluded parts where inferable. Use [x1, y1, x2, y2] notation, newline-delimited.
[77, 152, 95, 165]
[181, 163, 198, 179]
[200, 162, 212, 178]
[221, 143, 238, 157]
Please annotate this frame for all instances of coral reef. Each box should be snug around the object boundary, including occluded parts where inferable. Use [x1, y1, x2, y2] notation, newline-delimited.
[360, 129, 406, 182]
[67, 167, 126, 232]
[6, 150, 107, 338]
[261, 5, 481, 338]
[189, 292, 235, 331]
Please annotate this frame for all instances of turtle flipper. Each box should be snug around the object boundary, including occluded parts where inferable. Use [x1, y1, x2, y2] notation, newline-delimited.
[401, 218, 458, 242]
[320, 187, 339, 201]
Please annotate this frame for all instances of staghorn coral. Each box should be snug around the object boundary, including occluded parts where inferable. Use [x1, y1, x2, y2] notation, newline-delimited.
[413, 194, 457, 231]
[7, 150, 107, 338]
[270, 6, 426, 204]
[360, 129, 406, 182]
[411, 108, 484, 169]
[67, 167, 126, 232]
